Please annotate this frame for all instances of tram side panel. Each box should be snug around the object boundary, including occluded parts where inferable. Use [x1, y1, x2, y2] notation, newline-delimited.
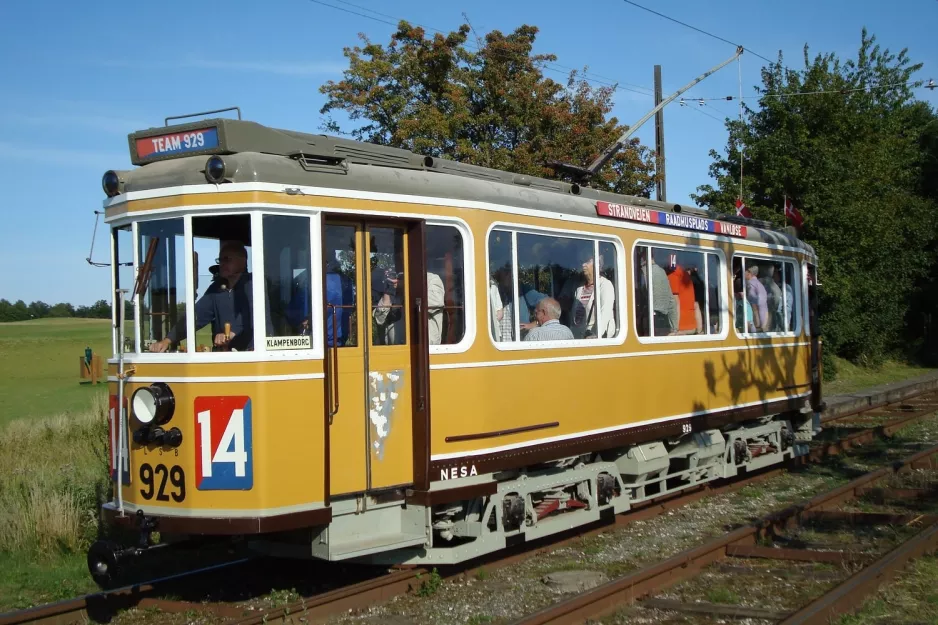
[426, 343, 811, 476]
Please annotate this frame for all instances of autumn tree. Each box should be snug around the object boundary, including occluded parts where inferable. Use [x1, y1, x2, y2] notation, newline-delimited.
[320, 22, 656, 196]
[694, 30, 938, 367]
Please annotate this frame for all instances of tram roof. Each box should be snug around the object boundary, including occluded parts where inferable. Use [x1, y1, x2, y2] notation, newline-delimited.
[117, 117, 814, 255]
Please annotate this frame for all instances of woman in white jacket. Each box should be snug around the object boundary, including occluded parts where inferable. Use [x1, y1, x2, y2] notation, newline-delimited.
[570, 254, 616, 339]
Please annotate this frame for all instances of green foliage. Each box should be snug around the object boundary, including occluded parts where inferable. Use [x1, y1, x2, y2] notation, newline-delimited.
[706, 585, 741, 604]
[320, 21, 656, 196]
[415, 567, 444, 597]
[694, 30, 938, 365]
[0, 299, 110, 322]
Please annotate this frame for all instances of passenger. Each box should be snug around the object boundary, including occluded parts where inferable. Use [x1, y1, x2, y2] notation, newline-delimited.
[372, 264, 404, 345]
[734, 277, 755, 333]
[286, 234, 355, 346]
[427, 271, 445, 346]
[489, 265, 514, 342]
[745, 265, 769, 332]
[640, 253, 678, 335]
[524, 297, 574, 342]
[667, 261, 702, 335]
[761, 265, 783, 331]
[150, 240, 254, 352]
[570, 252, 616, 339]
[689, 265, 707, 334]
[774, 269, 794, 331]
[518, 281, 548, 333]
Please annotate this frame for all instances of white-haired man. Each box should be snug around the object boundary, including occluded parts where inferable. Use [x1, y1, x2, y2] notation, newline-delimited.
[524, 297, 574, 342]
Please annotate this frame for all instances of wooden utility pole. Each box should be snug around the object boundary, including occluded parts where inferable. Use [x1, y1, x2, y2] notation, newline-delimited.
[654, 65, 666, 202]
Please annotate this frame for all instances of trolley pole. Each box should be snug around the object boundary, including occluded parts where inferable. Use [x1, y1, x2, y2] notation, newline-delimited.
[654, 65, 666, 202]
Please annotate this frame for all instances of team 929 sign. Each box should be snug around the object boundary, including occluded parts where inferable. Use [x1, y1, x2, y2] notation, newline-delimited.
[194, 396, 254, 490]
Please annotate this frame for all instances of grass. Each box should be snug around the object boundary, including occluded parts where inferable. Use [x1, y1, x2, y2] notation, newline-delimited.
[824, 355, 935, 396]
[0, 318, 111, 426]
[0, 395, 110, 610]
[837, 555, 938, 624]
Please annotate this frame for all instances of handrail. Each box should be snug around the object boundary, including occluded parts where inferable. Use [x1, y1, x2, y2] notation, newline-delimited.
[164, 106, 241, 126]
[328, 306, 340, 421]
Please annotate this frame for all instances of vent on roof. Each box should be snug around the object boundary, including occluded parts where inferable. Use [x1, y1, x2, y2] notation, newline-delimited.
[333, 144, 422, 168]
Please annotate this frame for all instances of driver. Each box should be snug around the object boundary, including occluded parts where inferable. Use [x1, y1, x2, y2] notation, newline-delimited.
[150, 240, 254, 352]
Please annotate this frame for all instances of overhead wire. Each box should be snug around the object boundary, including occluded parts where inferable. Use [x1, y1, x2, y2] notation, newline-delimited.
[688, 80, 932, 101]
[679, 101, 724, 123]
[621, 0, 779, 67]
[306, 0, 656, 97]
[338, 0, 657, 95]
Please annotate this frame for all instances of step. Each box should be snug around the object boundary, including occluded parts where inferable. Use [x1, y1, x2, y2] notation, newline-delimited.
[330, 532, 427, 560]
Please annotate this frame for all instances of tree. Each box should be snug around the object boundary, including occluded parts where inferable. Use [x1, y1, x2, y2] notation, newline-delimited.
[320, 22, 656, 196]
[49, 302, 76, 318]
[694, 30, 938, 365]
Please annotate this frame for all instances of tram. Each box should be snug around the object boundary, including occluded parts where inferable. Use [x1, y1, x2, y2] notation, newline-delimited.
[88, 113, 822, 585]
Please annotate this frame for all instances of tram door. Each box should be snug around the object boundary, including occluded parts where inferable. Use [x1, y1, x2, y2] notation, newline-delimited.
[324, 220, 425, 496]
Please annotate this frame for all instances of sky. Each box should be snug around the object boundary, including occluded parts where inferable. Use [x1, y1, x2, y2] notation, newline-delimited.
[0, 0, 935, 306]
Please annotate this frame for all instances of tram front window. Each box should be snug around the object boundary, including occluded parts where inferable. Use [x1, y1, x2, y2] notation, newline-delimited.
[187, 215, 255, 352]
[137, 214, 256, 354]
[136, 219, 186, 352]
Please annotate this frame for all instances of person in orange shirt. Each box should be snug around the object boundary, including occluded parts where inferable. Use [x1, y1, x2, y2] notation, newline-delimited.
[667, 259, 703, 335]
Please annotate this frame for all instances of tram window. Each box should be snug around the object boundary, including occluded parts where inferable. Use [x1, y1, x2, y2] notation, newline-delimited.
[186, 215, 255, 352]
[488, 229, 514, 342]
[369, 227, 406, 346]
[426, 225, 465, 345]
[733, 255, 799, 335]
[324, 224, 357, 348]
[487, 229, 620, 345]
[635, 245, 723, 338]
[263, 215, 312, 351]
[113, 226, 134, 353]
[136, 219, 186, 352]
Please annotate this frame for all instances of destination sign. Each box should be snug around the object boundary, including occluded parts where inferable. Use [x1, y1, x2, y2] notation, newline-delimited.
[596, 201, 747, 238]
[135, 127, 219, 160]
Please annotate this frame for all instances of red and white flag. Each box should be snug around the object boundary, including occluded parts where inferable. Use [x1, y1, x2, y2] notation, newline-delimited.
[735, 198, 752, 218]
[784, 195, 804, 228]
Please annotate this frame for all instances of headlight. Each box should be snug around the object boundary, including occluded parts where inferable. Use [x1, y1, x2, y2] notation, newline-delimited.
[102, 170, 122, 197]
[131, 383, 175, 426]
[205, 156, 226, 183]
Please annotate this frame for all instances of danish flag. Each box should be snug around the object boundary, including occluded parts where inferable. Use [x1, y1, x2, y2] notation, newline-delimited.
[784, 195, 804, 228]
[735, 198, 752, 218]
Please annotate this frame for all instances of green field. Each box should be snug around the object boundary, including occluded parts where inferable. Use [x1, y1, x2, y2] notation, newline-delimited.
[0, 318, 111, 426]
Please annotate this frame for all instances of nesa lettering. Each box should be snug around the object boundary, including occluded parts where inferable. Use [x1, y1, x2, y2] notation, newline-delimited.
[439, 465, 478, 480]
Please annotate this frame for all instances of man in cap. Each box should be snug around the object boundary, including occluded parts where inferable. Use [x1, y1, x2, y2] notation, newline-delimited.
[150, 240, 254, 352]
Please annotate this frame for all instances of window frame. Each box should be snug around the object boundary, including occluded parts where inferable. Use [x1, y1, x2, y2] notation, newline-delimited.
[254, 211, 324, 361]
[801, 260, 811, 338]
[485, 221, 627, 351]
[424, 218, 476, 355]
[630, 238, 730, 345]
[109, 207, 328, 363]
[731, 251, 803, 340]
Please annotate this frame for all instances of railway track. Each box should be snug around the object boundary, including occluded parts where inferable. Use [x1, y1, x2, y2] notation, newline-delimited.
[512, 442, 938, 625]
[3, 383, 937, 625]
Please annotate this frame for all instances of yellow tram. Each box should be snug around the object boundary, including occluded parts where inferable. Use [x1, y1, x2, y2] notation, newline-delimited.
[89, 114, 822, 584]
